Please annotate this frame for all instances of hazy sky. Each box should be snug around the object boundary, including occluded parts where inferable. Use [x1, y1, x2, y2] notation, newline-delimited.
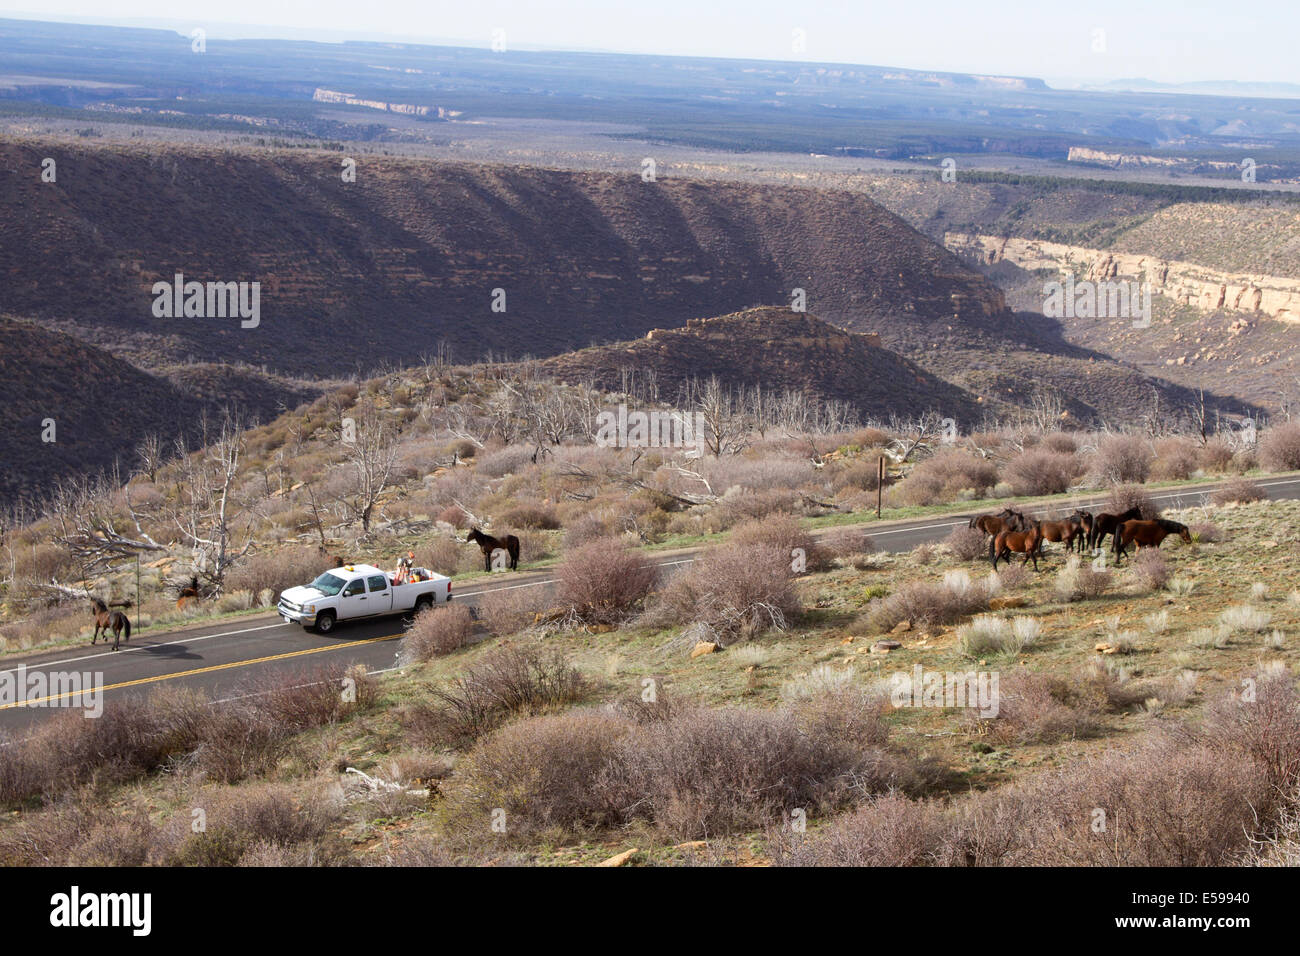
[3, 1, 1297, 87]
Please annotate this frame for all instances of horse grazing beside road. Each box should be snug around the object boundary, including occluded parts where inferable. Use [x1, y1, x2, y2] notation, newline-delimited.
[90, 597, 132, 651]
[466, 527, 520, 572]
[991, 522, 1045, 571]
[1088, 506, 1143, 552]
[1112, 518, 1191, 562]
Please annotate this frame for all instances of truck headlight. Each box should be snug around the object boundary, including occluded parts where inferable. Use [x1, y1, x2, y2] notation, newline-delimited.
[306, 604, 316, 613]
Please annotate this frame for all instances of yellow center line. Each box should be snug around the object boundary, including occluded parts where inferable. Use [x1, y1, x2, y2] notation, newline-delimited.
[1, 633, 403, 709]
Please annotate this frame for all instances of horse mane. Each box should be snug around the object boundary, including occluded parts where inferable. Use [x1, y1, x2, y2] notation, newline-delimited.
[1156, 518, 1186, 531]
[90, 596, 108, 613]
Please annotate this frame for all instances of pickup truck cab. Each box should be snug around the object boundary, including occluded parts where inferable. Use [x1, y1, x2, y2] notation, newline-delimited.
[277, 563, 452, 634]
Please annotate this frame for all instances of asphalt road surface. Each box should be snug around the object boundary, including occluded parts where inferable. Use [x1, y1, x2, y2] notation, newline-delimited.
[3, 474, 1298, 730]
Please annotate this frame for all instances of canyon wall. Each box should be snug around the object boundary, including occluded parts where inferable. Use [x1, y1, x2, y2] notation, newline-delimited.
[945, 232, 1300, 324]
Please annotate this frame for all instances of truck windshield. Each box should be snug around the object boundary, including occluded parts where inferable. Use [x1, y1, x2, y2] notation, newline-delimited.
[309, 572, 345, 596]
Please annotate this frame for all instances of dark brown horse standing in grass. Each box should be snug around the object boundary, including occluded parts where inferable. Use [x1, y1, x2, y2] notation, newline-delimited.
[1088, 506, 1143, 552]
[90, 597, 132, 651]
[991, 522, 1045, 571]
[969, 507, 1033, 537]
[467, 527, 520, 571]
[1038, 516, 1086, 554]
[1069, 510, 1094, 552]
[1112, 518, 1191, 562]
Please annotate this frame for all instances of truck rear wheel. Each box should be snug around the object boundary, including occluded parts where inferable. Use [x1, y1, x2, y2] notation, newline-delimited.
[404, 594, 433, 627]
[313, 610, 337, 634]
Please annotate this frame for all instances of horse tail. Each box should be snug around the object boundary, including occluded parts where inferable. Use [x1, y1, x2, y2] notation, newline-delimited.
[122, 616, 131, 641]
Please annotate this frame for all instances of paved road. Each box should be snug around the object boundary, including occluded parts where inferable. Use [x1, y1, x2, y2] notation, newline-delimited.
[3, 474, 1298, 730]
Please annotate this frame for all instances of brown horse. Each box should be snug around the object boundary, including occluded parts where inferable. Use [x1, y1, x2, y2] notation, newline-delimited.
[991, 522, 1045, 571]
[1069, 510, 1094, 552]
[969, 507, 1033, 537]
[1038, 516, 1086, 553]
[1112, 518, 1191, 562]
[90, 597, 132, 651]
[467, 527, 520, 571]
[1088, 506, 1143, 552]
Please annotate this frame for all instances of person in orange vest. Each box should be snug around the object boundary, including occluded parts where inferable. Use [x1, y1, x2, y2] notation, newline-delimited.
[394, 552, 413, 586]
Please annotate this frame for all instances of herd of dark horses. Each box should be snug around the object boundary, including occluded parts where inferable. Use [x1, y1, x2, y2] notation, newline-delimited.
[969, 505, 1192, 570]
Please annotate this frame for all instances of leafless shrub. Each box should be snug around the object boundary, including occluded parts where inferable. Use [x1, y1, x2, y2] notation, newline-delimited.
[970, 670, 1103, 745]
[405, 645, 587, 748]
[705, 488, 797, 531]
[0, 795, 156, 866]
[1150, 436, 1199, 481]
[1201, 670, 1300, 796]
[819, 527, 877, 563]
[898, 451, 999, 506]
[440, 710, 631, 838]
[401, 603, 476, 663]
[1210, 477, 1267, 506]
[1004, 449, 1079, 496]
[1189, 521, 1221, 543]
[226, 544, 327, 603]
[943, 525, 988, 561]
[1092, 434, 1153, 484]
[562, 510, 618, 549]
[1106, 483, 1159, 519]
[477, 584, 552, 637]
[646, 542, 801, 641]
[608, 705, 901, 840]
[1053, 556, 1112, 602]
[496, 501, 560, 530]
[1198, 437, 1236, 473]
[729, 514, 828, 571]
[1129, 548, 1170, 591]
[861, 572, 993, 633]
[1010, 737, 1266, 866]
[162, 784, 346, 866]
[1260, 422, 1300, 472]
[556, 538, 659, 625]
[774, 793, 952, 867]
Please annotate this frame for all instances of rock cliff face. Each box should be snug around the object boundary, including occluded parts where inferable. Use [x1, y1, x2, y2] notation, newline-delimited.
[945, 232, 1300, 324]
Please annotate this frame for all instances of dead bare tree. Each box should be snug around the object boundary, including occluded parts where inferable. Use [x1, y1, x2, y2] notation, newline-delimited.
[170, 414, 253, 592]
[884, 412, 946, 464]
[136, 433, 165, 482]
[332, 405, 401, 536]
[50, 472, 166, 575]
[685, 375, 750, 457]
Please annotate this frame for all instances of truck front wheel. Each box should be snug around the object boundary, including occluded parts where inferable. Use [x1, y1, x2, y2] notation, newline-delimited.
[313, 610, 337, 635]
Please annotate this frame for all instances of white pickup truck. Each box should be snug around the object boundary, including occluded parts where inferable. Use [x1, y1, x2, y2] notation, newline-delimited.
[276, 563, 452, 634]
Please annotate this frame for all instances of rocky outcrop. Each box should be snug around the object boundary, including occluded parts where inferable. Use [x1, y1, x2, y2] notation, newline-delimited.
[945, 232, 1300, 324]
[312, 88, 454, 118]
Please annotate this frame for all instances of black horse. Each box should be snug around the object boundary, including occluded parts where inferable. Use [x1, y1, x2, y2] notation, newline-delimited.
[1088, 506, 1143, 551]
[466, 527, 520, 571]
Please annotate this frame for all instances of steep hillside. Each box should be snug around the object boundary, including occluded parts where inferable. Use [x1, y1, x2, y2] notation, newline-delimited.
[0, 317, 205, 501]
[0, 139, 1005, 372]
[538, 307, 990, 423]
[0, 318, 327, 500]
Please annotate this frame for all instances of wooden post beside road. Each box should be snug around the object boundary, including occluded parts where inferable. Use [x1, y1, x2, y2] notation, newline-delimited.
[877, 456, 884, 518]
